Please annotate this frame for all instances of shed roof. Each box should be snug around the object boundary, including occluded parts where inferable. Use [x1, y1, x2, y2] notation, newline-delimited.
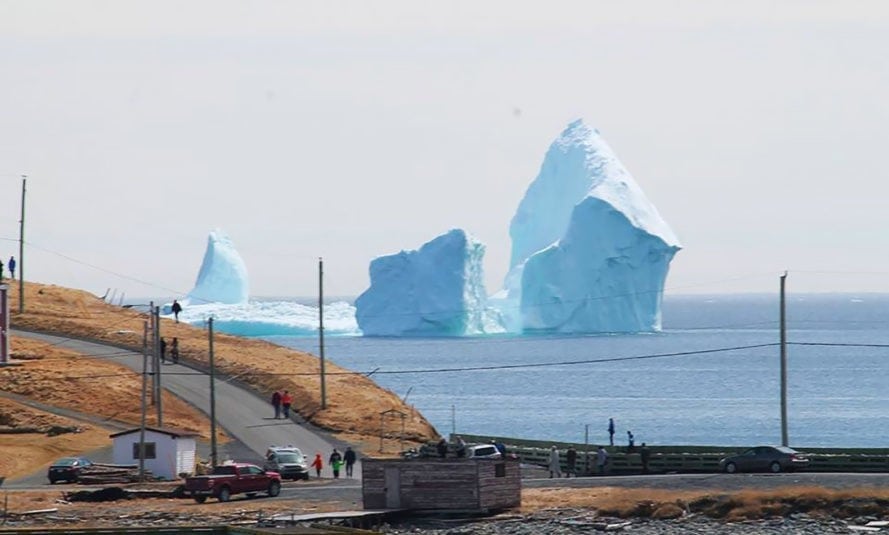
[109, 426, 199, 439]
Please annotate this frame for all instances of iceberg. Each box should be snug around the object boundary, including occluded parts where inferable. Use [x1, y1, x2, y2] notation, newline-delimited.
[355, 229, 497, 336]
[503, 119, 681, 333]
[185, 230, 250, 305]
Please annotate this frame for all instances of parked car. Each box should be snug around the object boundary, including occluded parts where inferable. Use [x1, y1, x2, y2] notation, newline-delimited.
[264, 446, 310, 480]
[47, 457, 93, 484]
[719, 446, 809, 473]
[184, 463, 282, 503]
[467, 444, 502, 459]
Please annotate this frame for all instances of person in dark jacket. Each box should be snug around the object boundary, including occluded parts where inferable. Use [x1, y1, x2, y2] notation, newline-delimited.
[329, 449, 343, 479]
[170, 337, 180, 364]
[271, 390, 282, 419]
[159, 337, 167, 363]
[436, 438, 448, 458]
[640, 443, 651, 474]
[566, 446, 577, 477]
[344, 446, 357, 478]
[7, 256, 15, 280]
[171, 299, 183, 323]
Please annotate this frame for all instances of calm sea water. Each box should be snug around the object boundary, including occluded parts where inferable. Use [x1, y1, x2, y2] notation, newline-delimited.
[267, 294, 889, 448]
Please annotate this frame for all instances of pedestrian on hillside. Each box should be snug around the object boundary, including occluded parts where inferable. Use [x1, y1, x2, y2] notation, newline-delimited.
[281, 390, 293, 418]
[566, 446, 577, 477]
[548, 446, 562, 478]
[171, 337, 179, 364]
[436, 438, 448, 458]
[596, 446, 609, 475]
[608, 418, 615, 446]
[627, 430, 635, 452]
[271, 390, 282, 419]
[455, 436, 467, 458]
[311, 453, 323, 478]
[640, 443, 651, 474]
[329, 448, 343, 479]
[171, 299, 182, 323]
[344, 446, 357, 478]
[159, 337, 167, 363]
[7, 256, 15, 280]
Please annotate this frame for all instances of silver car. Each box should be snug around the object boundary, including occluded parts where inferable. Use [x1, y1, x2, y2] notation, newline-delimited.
[719, 446, 809, 473]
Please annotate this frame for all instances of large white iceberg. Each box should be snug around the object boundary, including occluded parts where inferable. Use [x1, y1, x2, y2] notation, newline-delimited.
[502, 119, 681, 333]
[355, 229, 495, 336]
[185, 230, 250, 305]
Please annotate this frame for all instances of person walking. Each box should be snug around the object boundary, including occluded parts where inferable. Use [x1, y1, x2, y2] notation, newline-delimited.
[171, 299, 182, 323]
[627, 430, 635, 452]
[608, 418, 615, 446]
[170, 338, 180, 364]
[640, 443, 651, 474]
[329, 448, 343, 479]
[281, 390, 293, 418]
[596, 446, 609, 476]
[455, 436, 467, 458]
[271, 390, 282, 419]
[548, 446, 562, 478]
[159, 337, 167, 363]
[311, 453, 323, 478]
[7, 256, 15, 280]
[344, 446, 357, 478]
[566, 446, 577, 477]
[436, 438, 448, 458]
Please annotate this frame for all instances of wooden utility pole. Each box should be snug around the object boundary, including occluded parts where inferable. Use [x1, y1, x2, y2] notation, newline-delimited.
[149, 301, 156, 405]
[138, 320, 149, 481]
[208, 317, 218, 467]
[18, 176, 26, 313]
[780, 272, 788, 446]
[154, 305, 163, 427]
[319, 257, 327, 409]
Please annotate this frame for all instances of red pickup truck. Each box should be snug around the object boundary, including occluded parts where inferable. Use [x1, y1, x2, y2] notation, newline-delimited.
[184, 463, 282, 503]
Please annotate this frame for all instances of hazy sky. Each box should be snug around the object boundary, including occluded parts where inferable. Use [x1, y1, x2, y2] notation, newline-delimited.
[2, 1, 889, 299]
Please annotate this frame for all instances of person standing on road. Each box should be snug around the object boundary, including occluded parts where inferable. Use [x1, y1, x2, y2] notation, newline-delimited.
[329, 448, 343, 479]
[311, 453, 323, 478]
[281, 390, 293, 418]
[640, 443, 651, 474]
[159, 337, 167, 363]
[548, 446, 562, 478]
[608, 418, 615, 446]
[344, 446, 357, 478]
[596, 446, 609, 475]
[271, 390, 282, 419]
[170, 337, 180, 364]
[566, 446, 577, 477]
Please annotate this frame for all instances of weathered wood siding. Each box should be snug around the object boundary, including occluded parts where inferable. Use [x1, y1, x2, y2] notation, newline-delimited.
[362, 459, 521, 511]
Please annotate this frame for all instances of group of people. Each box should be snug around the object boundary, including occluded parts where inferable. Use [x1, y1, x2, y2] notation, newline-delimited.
[310, 447, 358, 478]
[544, 418, 652, 477]
[0, 256, 16, 281]
[270, 390, 294, 419]
[158, 337, 180, 364]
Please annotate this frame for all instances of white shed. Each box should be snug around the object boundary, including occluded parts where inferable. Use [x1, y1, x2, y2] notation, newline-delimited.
[110, 427, 198, 480]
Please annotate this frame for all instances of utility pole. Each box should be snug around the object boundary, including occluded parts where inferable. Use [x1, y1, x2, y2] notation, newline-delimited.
[780, 272, 788, 447]
[154, 305, 163, 427]
[208, 317, 218, 467]
[451, 404, 456, 436]
[318, 257, 327, 409]
[138, 320, 149, 481]
[18, 176, 26, 313]
[584, 424, 590, 475]
[149, 301, 156, 405]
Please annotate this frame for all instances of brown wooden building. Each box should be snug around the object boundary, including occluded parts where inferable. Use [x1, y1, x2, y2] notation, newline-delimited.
[362, 458, 521, 512]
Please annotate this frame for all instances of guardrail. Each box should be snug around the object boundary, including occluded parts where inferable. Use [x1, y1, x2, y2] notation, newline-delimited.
[457, 434, 889, 474]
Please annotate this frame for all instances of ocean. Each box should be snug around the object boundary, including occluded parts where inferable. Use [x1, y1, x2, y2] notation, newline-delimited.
[261, 294, 889, 448]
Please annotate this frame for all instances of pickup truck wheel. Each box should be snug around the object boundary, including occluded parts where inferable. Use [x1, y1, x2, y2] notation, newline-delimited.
[218, 486, 231, 502]
[193, 496, 207, 504]
[268, 480, 281, 497]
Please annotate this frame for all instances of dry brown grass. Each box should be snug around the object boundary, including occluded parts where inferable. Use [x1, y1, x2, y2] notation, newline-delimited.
[522, 486, 889, 521]
[3, 280, 437, 444]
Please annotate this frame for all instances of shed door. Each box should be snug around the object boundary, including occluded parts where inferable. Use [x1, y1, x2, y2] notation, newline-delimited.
[384, 467, 401, 508]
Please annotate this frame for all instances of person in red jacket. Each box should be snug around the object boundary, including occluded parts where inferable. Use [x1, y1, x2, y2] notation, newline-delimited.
[281, 390, 293, 418]
[311, 453, 323, 478]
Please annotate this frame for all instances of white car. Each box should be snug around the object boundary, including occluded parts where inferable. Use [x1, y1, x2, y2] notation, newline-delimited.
[264, 446, 310, 480]
[467, 444, 502, 459]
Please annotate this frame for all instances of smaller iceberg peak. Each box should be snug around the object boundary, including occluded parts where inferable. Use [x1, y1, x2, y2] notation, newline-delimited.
[185, 229, 249, 305]
[556, 118, 598, 148]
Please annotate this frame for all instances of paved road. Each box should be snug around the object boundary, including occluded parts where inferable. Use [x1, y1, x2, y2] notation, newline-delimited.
[8, 329, 360, 481]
